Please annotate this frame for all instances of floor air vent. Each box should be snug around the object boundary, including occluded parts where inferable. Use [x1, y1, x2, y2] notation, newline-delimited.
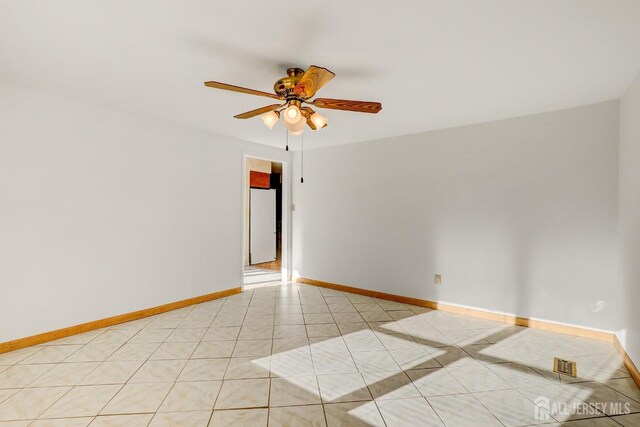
[553, 357, 577, 377]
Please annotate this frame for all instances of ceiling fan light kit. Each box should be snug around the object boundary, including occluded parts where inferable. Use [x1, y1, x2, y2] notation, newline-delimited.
[204, 65, 382, 137]
[205, 65, 382, 183]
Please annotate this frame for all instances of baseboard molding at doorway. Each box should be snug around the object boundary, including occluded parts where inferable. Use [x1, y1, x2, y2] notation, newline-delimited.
[297, 277, 640, 389]
[0, 287, 242, 355]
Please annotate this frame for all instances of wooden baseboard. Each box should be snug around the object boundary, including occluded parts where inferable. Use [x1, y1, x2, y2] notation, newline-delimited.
[298, 277, 640, 389]
[614, 336, 640, 389]
[297, 278, 612, 341]
[0, 287, 241, 355]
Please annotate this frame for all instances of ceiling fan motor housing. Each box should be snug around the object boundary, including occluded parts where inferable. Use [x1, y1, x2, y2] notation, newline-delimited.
[274, 68, 305, 99]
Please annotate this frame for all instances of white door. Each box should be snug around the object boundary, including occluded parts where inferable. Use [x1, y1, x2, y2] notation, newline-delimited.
[250, 188, 276, 265]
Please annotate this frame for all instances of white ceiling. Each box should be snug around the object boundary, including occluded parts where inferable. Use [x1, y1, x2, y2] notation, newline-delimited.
[2, 1, 640, 149]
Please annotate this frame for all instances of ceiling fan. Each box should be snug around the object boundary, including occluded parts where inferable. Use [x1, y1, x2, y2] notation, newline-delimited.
[204, 65, 382, 135]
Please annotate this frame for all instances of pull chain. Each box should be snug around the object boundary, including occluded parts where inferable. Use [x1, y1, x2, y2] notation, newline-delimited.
[301, 132, 304, 184]
[285, 128, 289, 151]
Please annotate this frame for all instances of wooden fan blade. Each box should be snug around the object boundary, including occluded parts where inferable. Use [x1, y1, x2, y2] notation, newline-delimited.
[293, 65, 335, 99]
[234, 104, 283, 119]
[311, 98, 382, 114]
[204, 81, 282, 100]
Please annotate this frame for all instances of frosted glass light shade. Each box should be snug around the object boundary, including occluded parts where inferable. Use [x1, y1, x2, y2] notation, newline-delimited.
[260, 111, 279, 129]
[310, 112, 327, 129]
[284, 114, 305, 133]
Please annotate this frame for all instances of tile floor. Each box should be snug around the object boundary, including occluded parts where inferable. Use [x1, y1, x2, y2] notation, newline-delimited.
[0, 282, 639, 426]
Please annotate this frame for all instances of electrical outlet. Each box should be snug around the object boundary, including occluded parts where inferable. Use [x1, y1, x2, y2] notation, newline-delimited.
[434, 274, 442, 285]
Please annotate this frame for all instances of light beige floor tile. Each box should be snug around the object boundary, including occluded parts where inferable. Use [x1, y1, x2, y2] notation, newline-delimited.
[192, 341, 235, 359]
[303, 314, 335, 324]
[487, 362, 553, 388]
[64, 344, 121, 363]
[475, 388, 556, 426]
[0, 420, 31, 426]
[377, 397, 445, 427]
[100, 382, 172, 414]
[331, 312, 365, 323]
[308, 337, 348, 354]
[31, 417, 94, 426]
[202, 327, 240, 341]
[312, 352, 358, 375]
[19, 346, 83, 365]
[269, 351, 315, 377]
[272, 337, 309, 354]
[302, 304, 330, 314]
[178, 317, 214, 329]
[78, 361, 143, 385]
[406, 368, 468, 397]
[214, 379, 270, 409]
[0, 386, 70, 421]
[178, 359, 229, 382]
[232, 340, 272, 357]
[611, 413, 640, 426]
[41, 384, 122, 418]
[159, 381, 221, 412]
[238, 326, 274, 340]
[351, 351, 401, 373]
[389, 349, 441, 370]
[89, 414, 153, 426]
[165, 328, 207, 343]
[269, 376, 321, 407]
[209, 408, 267, 426]
[603, 378, 640, 403]
[106, 343, 160, 361]
[343, 334, 386, 352]
[566, 382, 640, 416]
[224, 357, 270, 379]
[146, 318, 183, 329]
[0, 364, 56, 389]
[518, 383, 605, 421]
[428, 393, 503, 427]
[0, 390, 18, 405]
[150, 411, 211, 427]
[447, 363, 511, 392]
[0, 348, 41, 366]
[274, 314, 304, 325]
[273, 325, 307, 338]
[149, 342, 197, 360]
[90, 330, 135, 345]
[317, 373, 372, 403]
[129, 359, 186, 383]
[362, 371, 421, 400]
[127, 329, 172, 344]
[324, 401, 385, 427]
[560, 419, 621, 426]
[429, 346, 478, 367]
[268, 405, 326, 427]
[306, 324, 340, 338]
[29, 362, 100, 387]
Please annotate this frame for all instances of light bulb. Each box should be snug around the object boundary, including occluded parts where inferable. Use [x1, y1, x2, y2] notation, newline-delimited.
[310, 112, 327, 130]
[283, 105, 302, 125]
[260, 111, 279, 129]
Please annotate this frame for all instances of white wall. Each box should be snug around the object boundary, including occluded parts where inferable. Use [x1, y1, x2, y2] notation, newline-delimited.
[0, 84, 291, 343]
[293, 101, 621, 332]
[618, 72, 640, 362]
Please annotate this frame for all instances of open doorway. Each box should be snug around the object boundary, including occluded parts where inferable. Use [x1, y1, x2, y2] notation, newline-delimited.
[243, 157, 285, 285]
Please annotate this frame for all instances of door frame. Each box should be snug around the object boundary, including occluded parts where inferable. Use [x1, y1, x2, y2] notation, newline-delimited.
[249, 187, 276, 265]
[241, 153, 291, 287]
